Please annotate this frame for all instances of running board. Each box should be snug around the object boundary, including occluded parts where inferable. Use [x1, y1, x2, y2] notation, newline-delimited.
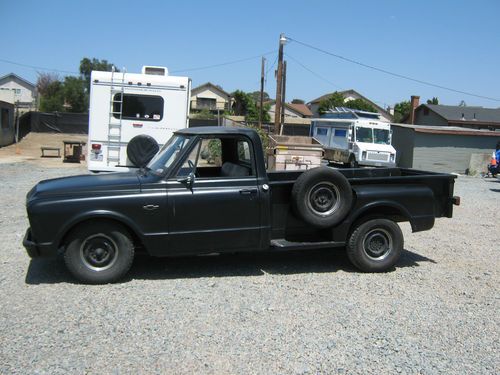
[270, 239, 345, 251]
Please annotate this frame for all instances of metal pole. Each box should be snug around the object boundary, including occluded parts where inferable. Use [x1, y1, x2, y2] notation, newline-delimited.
[274, 33, 286, 134]
[259, 57, 266, 128]
[280, 60, 287, 135]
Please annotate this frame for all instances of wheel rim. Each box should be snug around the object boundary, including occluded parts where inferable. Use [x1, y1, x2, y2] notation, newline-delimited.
[363, 228, 392, 260]
[306, 182, 340, 217]
[80, 234, 118, 271]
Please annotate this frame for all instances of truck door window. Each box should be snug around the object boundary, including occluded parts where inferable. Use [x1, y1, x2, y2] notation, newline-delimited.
[113, 94, 164, 121]
[177, 138, 222, 177]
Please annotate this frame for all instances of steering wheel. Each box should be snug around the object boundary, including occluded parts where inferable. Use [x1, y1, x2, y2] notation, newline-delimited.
[187, 160, 199, 177]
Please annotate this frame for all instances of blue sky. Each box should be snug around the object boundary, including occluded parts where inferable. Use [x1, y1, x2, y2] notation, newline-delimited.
[1, 0, 499, 108]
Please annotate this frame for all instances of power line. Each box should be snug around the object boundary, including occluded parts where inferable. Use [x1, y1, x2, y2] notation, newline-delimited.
[170, 50, 277, 73]
[0, 58, 79, 75]
[285, 53, 342, 89]
[287, 36, 500, 103]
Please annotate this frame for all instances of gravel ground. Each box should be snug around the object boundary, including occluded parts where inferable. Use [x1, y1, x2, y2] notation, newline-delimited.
[0, 163, 498, 374]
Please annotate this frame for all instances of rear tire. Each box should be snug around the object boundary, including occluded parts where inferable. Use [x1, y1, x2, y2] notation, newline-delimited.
[347, 218, 403, 272]
[348, 155, 358, 168]
[64, 222, 134, 284]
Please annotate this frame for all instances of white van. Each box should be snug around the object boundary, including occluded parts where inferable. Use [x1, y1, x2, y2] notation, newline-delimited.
[311, 108, 396, 168]
[88, 66, 191, 172]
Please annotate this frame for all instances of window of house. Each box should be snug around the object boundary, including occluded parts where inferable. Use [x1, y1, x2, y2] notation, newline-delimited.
[113, 94, 163, 121]
[196, 98, 216, 110]
[1, 108, 9, 129]
[14, 89, 21, 95]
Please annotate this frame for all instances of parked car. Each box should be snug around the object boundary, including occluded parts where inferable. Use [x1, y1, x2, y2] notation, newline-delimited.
[24, 127, 460, 283]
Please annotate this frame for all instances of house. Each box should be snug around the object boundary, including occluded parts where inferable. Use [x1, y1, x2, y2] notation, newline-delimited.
[0, 100, 15, 147]
[0, 73, 37, 111]
[267, 101, 313, 120]
[190, 82, 231, 112]
[406, 96, 500, 130]
[391, 123, 500, 173]
[307, 89, 393, 122]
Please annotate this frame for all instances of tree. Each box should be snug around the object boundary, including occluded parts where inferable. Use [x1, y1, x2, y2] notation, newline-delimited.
[64, 76, 88, 113]
[343, 98, 377, 113]
[318, 92, 377, 114]
[291, 99, 305, 104]
[231, 90, 270, 123]
[79, 57, 117, 91]
[249, 91, 270, 103]
[318, 92, 345, 114]
[36, 72, 60, 97]
[426, 97, 439, 105]
[393, 100, 411, 123]
[39, 80, 64, 112]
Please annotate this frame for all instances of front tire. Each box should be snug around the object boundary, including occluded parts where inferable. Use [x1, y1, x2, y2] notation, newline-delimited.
[64, 222, 135, 284]
[347, 218, 403, 272]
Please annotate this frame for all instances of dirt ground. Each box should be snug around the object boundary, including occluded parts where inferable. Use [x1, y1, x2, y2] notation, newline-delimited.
[0, 133, 88, 168]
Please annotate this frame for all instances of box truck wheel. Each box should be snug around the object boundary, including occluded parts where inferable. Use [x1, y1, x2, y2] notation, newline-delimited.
[348, 155, 358, 168]
[291, 167, 353, 228]
[127, 135, 160, 167]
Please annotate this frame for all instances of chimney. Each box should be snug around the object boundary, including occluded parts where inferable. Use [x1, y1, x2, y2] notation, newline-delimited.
[409, 95, 420, 124]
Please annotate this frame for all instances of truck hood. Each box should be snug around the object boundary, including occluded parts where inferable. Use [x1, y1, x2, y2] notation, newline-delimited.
[27, 172, 141, 201]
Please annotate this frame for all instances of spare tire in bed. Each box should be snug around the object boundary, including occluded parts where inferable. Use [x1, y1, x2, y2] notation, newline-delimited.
[126, 135, 160, 167]
[291, 167, 353, 228]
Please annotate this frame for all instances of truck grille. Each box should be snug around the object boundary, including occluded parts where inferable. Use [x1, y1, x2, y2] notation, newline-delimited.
[367, 152, 389, 161]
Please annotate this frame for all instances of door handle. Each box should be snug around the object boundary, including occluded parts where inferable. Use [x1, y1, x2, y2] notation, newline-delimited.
[143, 204, 159, 211]
[239, 189, 257, 195]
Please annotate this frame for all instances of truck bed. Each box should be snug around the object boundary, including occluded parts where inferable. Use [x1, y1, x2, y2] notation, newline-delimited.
[267, 167, 457, 242]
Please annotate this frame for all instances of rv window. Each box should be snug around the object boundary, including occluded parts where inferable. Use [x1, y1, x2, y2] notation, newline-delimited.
[1, 108, 9, 129]
[113, 94, 164, 121]
[334, 129, 347, 137]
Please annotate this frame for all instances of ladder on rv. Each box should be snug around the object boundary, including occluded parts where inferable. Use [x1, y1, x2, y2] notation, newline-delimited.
[107, 66, 126, 166]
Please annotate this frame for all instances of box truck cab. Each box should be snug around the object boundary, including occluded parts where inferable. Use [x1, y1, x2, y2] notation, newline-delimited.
[311, 108, 396, 168]
[88, 66, 191, 172]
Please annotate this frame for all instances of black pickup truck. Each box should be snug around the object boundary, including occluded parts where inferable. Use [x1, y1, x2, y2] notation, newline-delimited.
[24, 127, 459, 283]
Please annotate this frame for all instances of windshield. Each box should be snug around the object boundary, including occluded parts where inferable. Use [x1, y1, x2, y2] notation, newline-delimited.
[374, 129, 391, 145]
[355, 127, 391, 145]
[147, 135, 191, 175]
[355, 127, 373, 143]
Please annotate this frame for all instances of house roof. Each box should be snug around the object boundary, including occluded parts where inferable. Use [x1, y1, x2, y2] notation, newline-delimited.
[392, 123, 500, 137]
[191, 82, 231, 98]
[0, 73, 35, 89]
[308, 89, 391, 119]
[420, 104, 500, 124]
[287, 103, 313, 117]
[265, 101, 313, 117]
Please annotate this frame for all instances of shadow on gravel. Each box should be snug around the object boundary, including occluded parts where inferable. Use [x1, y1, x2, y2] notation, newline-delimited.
[25, 248, 435, 284]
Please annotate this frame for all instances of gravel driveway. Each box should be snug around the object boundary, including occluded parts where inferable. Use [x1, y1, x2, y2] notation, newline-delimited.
[0, 163, 498, 374]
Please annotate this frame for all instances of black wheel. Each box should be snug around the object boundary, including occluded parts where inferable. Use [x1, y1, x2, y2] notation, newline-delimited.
[347, 218, 403, 272]
[126, 135, 160, 167]
[348, 155, 358, 168]
[291, 167, 353, 228]
[64, 222, 134, 284]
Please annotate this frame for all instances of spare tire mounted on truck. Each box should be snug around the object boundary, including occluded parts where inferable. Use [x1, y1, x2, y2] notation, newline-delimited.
[292, 167, 353, 228]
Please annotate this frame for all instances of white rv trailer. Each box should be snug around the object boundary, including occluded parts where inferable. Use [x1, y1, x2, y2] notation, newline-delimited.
[310, 108, 396, 168]
[88, 66, 191, 172]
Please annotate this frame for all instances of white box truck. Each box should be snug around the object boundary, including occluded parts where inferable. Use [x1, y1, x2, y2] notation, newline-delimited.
[311, 108, 396, 168]
[88, 66, 191, 172]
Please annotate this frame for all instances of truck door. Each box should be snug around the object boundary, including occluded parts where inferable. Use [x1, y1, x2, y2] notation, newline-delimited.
[166, 136, 262, 254]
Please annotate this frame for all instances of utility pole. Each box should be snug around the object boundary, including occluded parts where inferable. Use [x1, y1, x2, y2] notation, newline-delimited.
[274, 33, 287, 134]
[280, 60, 287, 135]
[259, 57, 266, 128]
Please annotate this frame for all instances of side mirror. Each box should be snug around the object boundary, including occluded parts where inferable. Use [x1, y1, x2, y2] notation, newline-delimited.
[177, 172, 195, 189]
